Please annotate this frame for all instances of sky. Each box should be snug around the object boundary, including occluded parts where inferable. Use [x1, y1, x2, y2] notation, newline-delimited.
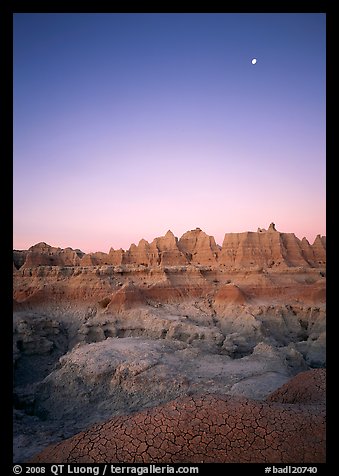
[13, 13, 326, 253]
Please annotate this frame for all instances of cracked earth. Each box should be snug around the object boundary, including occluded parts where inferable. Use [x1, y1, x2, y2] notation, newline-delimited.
[31, 369, 325, 463]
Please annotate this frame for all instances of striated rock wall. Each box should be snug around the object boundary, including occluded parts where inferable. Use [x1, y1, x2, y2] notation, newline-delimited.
[218, 224, 325, 269]
[149, 230, 188, 267]
[21, 243, 84, 268]
[312, 235, 326, 265]
[14, 224, 326, 270]
[178, 228, 220, 265]
[219, 230, 285, 267]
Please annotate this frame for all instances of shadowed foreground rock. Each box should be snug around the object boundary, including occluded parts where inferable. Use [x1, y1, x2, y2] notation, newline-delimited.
[31, 370, 325, 463]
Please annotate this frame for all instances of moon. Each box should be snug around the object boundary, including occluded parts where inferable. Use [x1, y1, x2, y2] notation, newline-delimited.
[251, 58, 257, 65]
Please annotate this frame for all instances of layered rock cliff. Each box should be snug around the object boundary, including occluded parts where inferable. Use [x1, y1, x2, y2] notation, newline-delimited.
[219, 223, 326, 268]
[16, 242, 84, 269]
[14, 224, 326, 270]
[178, 228, 220, 265]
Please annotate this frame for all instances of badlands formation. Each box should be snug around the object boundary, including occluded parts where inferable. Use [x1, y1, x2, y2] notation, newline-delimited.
[13, 224, 326, 463]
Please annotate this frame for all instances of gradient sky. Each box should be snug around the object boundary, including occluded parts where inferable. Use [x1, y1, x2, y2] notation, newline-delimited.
[13, 13, 326, 252]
